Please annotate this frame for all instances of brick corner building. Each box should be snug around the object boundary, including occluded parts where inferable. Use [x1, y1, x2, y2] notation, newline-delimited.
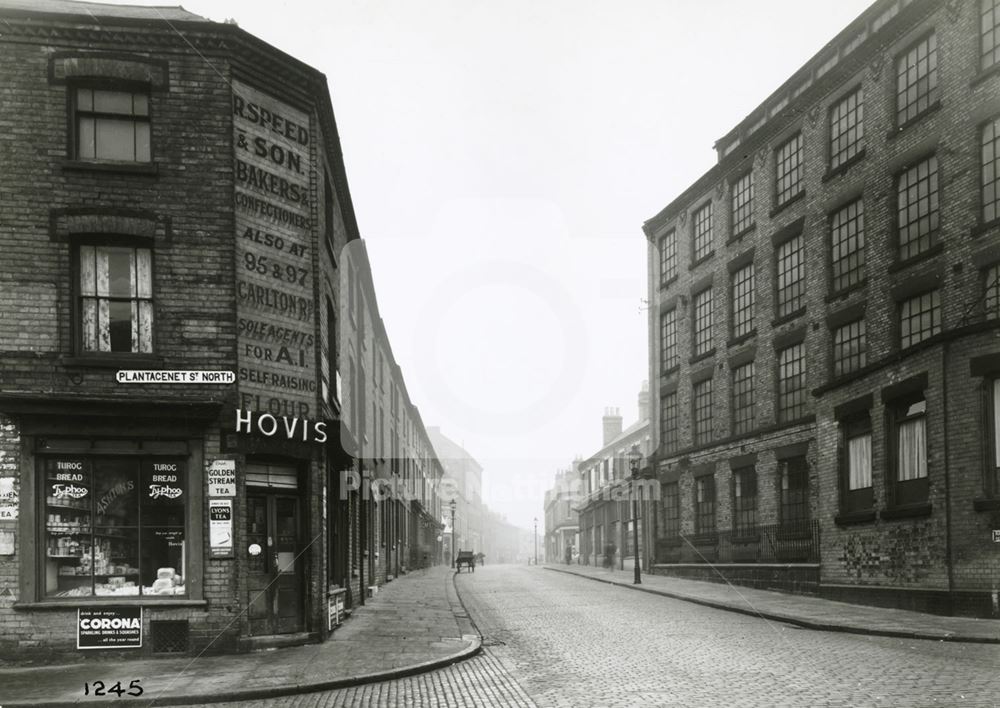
[644, 0, 1000, 616]
[0, 0, 444, 660]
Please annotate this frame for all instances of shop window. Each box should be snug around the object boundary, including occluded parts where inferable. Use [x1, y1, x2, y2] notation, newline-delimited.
[840, 416, 873, 513]
[42, 458, 185, 598]
[829, 87, 864, 171]
[692, 202, 713, 262]
[731, 172, 754, 236]
[731, 466, 757, 534]
[775, 133, 804, 207]
[896, 155, 939, 261]
[830, 198, 865, 293]
[77, 244, 153, 354]
[888, 395, 929, 506]
[895, 32, 938, 126]
[73, 87, 151, 162]
[659, 230, 677, 285]
[694, 475, 716, 534]
[779, 456, 809, 525]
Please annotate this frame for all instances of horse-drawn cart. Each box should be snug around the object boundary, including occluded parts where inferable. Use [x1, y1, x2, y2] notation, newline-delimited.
[456, 550, 476, 572]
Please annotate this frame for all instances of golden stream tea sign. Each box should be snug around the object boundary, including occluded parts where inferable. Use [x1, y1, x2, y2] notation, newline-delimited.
[233, 80, 317, 420]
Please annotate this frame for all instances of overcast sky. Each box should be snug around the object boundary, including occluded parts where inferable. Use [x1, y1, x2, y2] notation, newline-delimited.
[124, 0, 871, 530]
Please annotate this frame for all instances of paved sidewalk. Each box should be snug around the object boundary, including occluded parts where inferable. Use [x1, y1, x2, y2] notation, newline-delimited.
[0, 566, 480, 707]
[545, 563, 1000, 643]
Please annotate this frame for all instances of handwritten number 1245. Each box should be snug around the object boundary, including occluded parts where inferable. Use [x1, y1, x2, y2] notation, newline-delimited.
[83, 679, 143, 697]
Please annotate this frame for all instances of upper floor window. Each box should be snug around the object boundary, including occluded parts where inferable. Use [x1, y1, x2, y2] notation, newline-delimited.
[731, 262, 755, 339]
[829, 88, 864, 170]
[693, 286, 714, 356]
[775, 133, 804, 207]
[833, 319, 867, 377]
[694, 475, 716, 534]
[987, 263, 1000, 318]
[659, 230, 677, 285]
[776, 234, 805, 318]
[731, 466, 757, 534]
[981, 0, 1000, 72]
[660, 392, 679, 454]
[899, 290, 941, 348]
[983, 116, 1000, 224]
[693, 377, 714, 446]
[74, 88, 150, 162]
[897, 155, 939, 261]
[731, 172, 754, 235]
[896, 33, 938, 126]
[661, 309, 678, 371]
[841, 415, 873, 514]
[831, 198, 865, 292]
[731, 361, 755, 436]
[777, 342, 806, 422]
[78, 244, 153, 354]
[889, 396, 928, 506]
[692, 203, 714, 262]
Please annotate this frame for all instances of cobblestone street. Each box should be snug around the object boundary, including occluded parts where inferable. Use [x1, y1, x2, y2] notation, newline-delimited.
[183, 566, 1000, 708]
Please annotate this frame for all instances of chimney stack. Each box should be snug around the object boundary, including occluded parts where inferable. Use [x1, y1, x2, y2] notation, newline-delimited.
[602, 407, 623, 446]
[638, 380, 650, 422]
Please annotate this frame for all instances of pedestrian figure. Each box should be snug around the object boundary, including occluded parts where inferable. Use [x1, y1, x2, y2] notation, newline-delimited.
[564, 545, 572, 565]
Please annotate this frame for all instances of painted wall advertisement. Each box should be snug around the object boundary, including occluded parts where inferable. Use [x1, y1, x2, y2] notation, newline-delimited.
[0, 476, 17, 520]
[232, 79, 317, 421]
[209, 499, 234, 558]
[77, 607, 142, 649]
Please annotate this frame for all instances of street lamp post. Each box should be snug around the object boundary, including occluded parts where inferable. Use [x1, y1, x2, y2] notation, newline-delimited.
[533, 517, 538, 565]
[449, 499, 457, 568]
[628, 444, 642, 585]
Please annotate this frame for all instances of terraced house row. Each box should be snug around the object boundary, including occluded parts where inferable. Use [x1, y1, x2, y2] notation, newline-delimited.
[643, 0, 1000, 616]
[0, 0, 445, 658]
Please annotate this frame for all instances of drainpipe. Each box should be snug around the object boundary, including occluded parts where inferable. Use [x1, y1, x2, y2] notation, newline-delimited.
[942, 340, 955, 609]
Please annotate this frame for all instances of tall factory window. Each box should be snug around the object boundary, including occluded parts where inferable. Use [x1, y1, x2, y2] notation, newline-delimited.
[895, 32, 938, 126]
[692, 202, 714, 262]
[731, 171, 754, 236]
[830, 198, 865, 292]
[775, 133, 803, 207]
[829, 87, 864, 170]
[775, 234, 805, 318]
[896, 155, 939, 261]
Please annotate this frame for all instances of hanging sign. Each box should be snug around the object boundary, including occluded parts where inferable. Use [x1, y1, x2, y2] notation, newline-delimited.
[209, 500, 234, 558]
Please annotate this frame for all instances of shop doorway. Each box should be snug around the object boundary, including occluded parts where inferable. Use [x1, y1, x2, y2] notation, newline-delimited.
[246, 465, 304, 636]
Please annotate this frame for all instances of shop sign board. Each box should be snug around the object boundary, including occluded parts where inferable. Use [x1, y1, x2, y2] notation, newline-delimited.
[209, 499, 234, 558]
[207, 460, 236, 497]
[77, 607, 142, 649]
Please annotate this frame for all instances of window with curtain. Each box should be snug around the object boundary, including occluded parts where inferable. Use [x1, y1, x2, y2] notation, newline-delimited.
[78, 244, 153, 354]
[891, 397, 928, 506]
[841, 417, 873, 513]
